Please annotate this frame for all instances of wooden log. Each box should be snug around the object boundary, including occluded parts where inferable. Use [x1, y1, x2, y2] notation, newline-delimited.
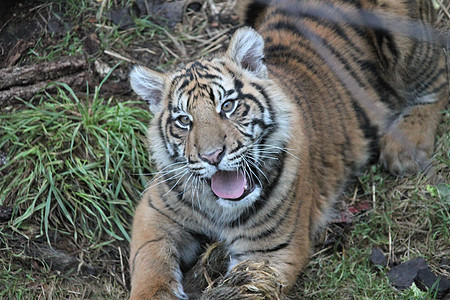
[0, 72, 87, 106]
[0, 56, 88, 106]
[0, 56, 86, 90]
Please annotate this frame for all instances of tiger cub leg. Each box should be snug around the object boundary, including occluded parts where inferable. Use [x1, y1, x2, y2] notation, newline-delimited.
[200, 243, 310, 299]
[374, 0, 449, 175]
[129, 199, 199, 300]
[380, 95, 448, 176]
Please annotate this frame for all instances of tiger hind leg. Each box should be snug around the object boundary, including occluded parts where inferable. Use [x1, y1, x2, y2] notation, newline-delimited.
[380, 94, 448, 176]
[376, 0, 449, 175]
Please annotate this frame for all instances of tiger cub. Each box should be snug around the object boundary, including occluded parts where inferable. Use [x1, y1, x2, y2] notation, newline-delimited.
[128, 0, 448, 298]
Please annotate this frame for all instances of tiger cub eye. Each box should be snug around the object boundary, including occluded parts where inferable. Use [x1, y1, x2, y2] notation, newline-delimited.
[177, 115, 191, 127]
[221, 100, 235, 113]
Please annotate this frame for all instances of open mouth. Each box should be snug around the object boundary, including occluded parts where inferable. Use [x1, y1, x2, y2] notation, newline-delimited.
[210, 170, 256, 201]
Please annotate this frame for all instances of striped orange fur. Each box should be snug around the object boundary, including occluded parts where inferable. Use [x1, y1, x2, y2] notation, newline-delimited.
[128, 0, 448, 299]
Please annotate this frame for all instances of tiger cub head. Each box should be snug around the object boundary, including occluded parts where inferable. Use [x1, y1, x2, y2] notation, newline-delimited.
[130, 27, 293, 209]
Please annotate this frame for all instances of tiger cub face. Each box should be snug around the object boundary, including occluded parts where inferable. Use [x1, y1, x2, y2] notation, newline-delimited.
[130, 28, 292, 210]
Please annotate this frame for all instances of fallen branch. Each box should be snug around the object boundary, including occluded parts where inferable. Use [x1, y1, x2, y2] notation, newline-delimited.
[0, 72, 87, 106]
[0, 56, 88, 106]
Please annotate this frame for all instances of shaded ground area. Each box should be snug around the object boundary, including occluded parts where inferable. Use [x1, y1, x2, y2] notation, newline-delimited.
[0, 0, 239, 98]
[0, 0, 449, 299]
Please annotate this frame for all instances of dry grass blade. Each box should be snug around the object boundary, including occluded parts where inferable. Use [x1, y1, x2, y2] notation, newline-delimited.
[435, 0, 450, 23]
[163, 28, 187, 57]
[104, 49, 140, 64]
[159, 40, 180, 60]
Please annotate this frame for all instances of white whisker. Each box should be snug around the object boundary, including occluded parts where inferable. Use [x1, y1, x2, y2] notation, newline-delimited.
[142, 167, 189, 195]
[145, 163, 189, 187]
[247, 158, 268, 184]
[254, 144, 302, 162]
[163, 169, 190, 197]
[135, 161, 186, 176]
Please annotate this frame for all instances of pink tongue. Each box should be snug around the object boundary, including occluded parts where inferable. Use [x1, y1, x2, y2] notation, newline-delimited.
[211, 170, 247, 200]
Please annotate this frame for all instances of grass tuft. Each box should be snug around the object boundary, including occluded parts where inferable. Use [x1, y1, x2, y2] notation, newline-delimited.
[0, 83, 152, 244]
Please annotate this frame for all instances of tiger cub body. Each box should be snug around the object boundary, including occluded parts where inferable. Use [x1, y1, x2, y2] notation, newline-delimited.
[129, 0, 448, 298]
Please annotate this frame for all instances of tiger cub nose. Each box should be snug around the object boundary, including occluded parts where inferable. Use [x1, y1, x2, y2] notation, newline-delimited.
[199, 148, 225, 166]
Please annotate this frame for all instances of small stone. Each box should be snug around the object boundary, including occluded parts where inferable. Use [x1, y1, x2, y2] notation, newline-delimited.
[83, 33, 100, 55]
[388, 257, 428, 290]
[0, 205, 12, 222]
[370, 247, 387, 267]
[415, 267, 450, 299]
[107, 7, 134, 30]
[186, 2, 202, 13]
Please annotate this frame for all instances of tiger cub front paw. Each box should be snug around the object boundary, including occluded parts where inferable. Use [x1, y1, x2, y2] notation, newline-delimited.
[129, 283, 187, 300]
[379, 130, 432, 176]
[200, 260, 285, 300]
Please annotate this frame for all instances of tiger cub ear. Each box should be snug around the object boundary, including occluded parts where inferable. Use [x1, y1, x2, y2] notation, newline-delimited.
[227, 27, 267, 78]
[130, 66, 166, 114]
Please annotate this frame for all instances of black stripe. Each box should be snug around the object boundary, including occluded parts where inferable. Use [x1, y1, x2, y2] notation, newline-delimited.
[169, 124, 183, 139]
[251, 82, 275, 123]
[244, 0, 269, 26]
[231, 187, 303, 256]
[349, 97, 380, 163]
[235, 126, 254, 138]
[131, 237, 164, 275]
[241, 103, 251, 117]
[417, 80, 448, 99]
[264, 12, 364, 56]
[267, 40, 355, 168]
[178, 78, 190, 91]
[229, 189, 296, 244]
[252, 242, 290, 254]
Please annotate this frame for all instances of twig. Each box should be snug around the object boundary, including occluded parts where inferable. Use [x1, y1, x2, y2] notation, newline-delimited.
[372, 182, 376, 212]
[0, 55, 85, 89]
[202, 265, 214, 286]
[199, 35, 227, 56]
[197, 28, 230, 48]
[207, 0, 219, 15]
[29, 3, 52, 12]
[104, 49, 139, 64]
[77, 250, 85, 273]
[0, 71, 86, 105]
[118, 246, 126, 287]
[435, 0, 450, 20]
[133, 48, 157, 55]
[159, 41, 180, 59]
[387, 225, 392, 266]
[350, 186, 358, 205]
[95, 24, 114, 30]
[310, 245, 333, 258]
[164, 29, 187, 57]
[181, 32, 210, 42]
[10, 225, 30, 240]
[97, 0, 108, 21]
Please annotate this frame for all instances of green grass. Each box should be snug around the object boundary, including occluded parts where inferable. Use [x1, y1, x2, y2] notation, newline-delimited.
[0, 81, 152, 245]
